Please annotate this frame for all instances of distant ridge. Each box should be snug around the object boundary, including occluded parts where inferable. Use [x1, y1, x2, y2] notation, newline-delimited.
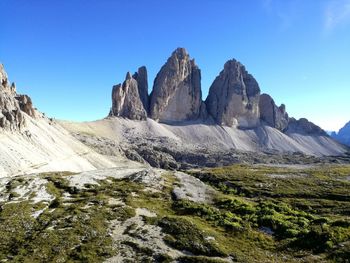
[331, 121, 350, 146]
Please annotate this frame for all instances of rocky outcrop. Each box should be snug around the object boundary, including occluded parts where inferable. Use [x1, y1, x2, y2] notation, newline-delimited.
[150, 48, 204, 123]
[259, 93, 289, 131]
[0, 64, 36, 131]
[286, 118, 327, 136]
[109, 70, 148, 120]
[205, 59, 260, 128]
[331, 121, 350, 146]
[16, 94, 36, 118]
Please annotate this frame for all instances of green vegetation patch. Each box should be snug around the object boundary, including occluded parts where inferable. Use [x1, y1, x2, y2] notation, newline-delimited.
[159, 216, 227, 257]
[187, 164, 350, 261]
[0, 172, 149, 262]
[1, 165, 349, 262]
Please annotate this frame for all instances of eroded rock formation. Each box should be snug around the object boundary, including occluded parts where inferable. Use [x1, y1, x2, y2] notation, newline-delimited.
[287, 118, 326, 136]
[205, 59, 260, 128]
[132, 66, 149, 113]
[109, 71, 148, 120]
[0, 64, 36, 131]
[150, 48, 204, 122]
[107, 48, 330, 140]
[259, 93, 289, 131]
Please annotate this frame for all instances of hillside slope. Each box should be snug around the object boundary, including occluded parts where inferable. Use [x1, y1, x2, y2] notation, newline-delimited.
[60, 117, 348, 163]
[0, 63, 136, 177]
[0, 115, 128, 177]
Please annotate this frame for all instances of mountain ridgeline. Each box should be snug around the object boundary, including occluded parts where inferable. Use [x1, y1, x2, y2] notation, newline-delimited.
[0, 49, 348, 176]
[331, 121, 350, 146]
[109, 48, 325, 135]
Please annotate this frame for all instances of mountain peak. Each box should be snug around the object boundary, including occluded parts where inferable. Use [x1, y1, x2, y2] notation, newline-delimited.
[110, 67, 148, 120]
[172, 47, 188, 58]
[149, 48, 204, 122]
[206, 58, 261, 128]
[125, 72, 132, 80]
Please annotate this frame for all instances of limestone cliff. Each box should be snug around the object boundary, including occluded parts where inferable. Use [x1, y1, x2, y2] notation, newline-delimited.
[205, 59, 260, 128]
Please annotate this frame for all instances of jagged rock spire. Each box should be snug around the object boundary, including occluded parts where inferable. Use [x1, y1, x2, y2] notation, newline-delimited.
[109, 68, 149, 120]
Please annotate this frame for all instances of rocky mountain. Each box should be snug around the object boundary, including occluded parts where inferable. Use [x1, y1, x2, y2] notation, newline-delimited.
[259, 93, 289, 131]
[109, 71, 148, 120]
[101, 48, 348, 165]
[150, 48, 205, 122]
[1, 48, 348, 176]
[0, 64, 123, 177]
[108, 48, 330, 138]
[133, 66, 149, 112]
[0, 64, 36, 131]
[331, 121, 350, 146]
[206, 59, 261, 128]
[1, 53, 349, 263]
[286, 118, 327, 136]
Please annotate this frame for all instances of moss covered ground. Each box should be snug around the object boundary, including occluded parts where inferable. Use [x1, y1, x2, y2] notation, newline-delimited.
[0, 165, 349, 262]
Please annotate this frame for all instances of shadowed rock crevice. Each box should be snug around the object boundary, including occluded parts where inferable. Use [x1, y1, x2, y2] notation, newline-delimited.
[133, 66, 149, 113]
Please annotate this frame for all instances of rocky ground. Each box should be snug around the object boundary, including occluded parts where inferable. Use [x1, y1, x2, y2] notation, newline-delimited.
[71, 130, 350, 171]
[0, 164, 349, 262]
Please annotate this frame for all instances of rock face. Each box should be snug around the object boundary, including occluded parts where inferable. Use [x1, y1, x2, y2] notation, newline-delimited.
[132, 66, 149, 113]
[106, 48, 332, 143]
[287, 118, 327, 136]
[109, 70, 148, 120]
[150, 48, 204, 122]
[331, 121, 350, 146]
[259, 93, 289, 131]
[205, 59, 260, 128]
[0, 64, 36, 131]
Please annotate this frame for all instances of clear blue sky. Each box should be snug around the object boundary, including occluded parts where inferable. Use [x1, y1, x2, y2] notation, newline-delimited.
[1, 0, 349, 131]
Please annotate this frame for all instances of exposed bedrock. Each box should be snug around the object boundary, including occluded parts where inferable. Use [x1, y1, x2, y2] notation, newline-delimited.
[0, 64, 36, 131]
[205, 59, 261, 128]
[109, 70, 148, 120]
[150, 48, 205, 123]
[259, 93, 289, 131]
